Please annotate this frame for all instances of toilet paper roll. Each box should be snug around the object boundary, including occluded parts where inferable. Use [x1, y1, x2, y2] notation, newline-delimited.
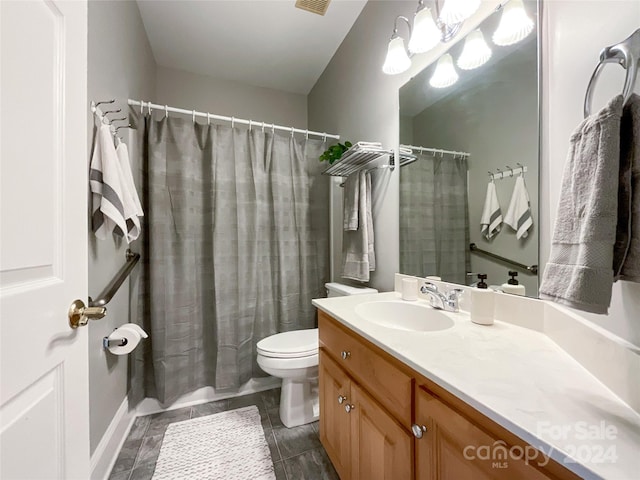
[107, 324, 148, 355]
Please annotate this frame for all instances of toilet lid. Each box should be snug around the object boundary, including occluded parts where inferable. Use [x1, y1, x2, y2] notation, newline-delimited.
[257, 329, 318, 358]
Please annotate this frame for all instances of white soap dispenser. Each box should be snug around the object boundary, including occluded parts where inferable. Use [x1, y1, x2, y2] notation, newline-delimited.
[502, 271, 526, 296]
[470, 274, 495, 326]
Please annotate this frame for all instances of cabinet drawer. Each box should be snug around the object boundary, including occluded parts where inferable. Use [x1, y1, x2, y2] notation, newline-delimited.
[319, 311, 412, 428]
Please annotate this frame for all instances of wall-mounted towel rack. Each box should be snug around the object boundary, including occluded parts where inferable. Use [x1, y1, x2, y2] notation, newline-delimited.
[322, 143, 394, 177]
[488, 164, 528, 181]
[89, 249, 140, 307]
[470, 243, 538, 275]
[91, 100, 131, 144]
[584, 28, 640, 118]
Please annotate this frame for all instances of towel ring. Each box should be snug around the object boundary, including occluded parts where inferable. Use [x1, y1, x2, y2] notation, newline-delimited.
[584, 28, 640, 118]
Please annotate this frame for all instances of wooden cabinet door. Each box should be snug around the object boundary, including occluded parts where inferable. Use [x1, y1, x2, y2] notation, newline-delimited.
[350, 384, 412, 480]
[320, 350, 352, 480]
[415, 387, 551, 480]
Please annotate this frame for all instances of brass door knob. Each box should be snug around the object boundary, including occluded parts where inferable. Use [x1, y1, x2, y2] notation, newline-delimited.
[68, 299, 107, 329]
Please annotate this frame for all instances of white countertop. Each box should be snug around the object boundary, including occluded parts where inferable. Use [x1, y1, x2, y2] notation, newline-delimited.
[313, 292, 640, 480]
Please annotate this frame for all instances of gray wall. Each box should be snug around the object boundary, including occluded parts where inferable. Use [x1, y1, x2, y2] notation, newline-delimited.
[308, 0, 501, 292]
[410, 52, 539, 295]
[155, 66, 308, 129]
[87, 0, 156, 455]
[309, 0, 640, 346]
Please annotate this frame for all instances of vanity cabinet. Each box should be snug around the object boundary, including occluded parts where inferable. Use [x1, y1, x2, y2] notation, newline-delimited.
[318, 311, 580, 480]
[414, 387, 552, 480]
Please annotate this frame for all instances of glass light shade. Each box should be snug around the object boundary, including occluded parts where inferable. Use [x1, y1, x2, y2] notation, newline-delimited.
[429, 53, 459, 88]
[382, 36, 412, 75]
[408, 7, 441, 54]
[492, 0, 534, 46]
[439, 0, 481, 25]
[457, 29, 492, 70]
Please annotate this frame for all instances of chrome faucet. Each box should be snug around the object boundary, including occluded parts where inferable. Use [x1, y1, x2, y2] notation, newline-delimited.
[420, 282, 463, 312]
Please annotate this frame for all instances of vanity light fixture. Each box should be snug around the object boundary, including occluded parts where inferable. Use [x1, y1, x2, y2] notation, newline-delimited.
[429, 53, 459, 88]
[457, 29, 492, 70]
[438, 0, 481, 26]
[492, 0, 534, 46]
[382, 16, 413, 75]
[408, 3, 441, 54]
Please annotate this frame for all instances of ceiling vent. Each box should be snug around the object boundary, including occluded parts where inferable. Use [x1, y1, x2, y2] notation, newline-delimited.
[295, 0, 331, 16]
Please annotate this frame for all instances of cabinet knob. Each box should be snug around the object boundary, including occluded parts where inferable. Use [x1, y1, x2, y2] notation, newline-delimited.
[345, 404, 355, 413]
[411, 424, 427, 439]
[338, 395, 347, 404]
[341, 350, 351, 360]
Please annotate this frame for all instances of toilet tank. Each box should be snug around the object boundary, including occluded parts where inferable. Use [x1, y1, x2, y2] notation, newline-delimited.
[325, 282, 378, 298]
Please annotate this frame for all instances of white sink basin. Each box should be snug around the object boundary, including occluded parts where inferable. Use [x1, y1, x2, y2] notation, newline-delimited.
[354, 300, 455, 332]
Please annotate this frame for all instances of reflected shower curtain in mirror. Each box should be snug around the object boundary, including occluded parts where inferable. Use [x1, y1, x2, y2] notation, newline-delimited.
[400, 152, 470, 284]
[130, 114, 328, 405]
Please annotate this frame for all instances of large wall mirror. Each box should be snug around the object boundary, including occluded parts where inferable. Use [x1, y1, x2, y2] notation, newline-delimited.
[399, 0, 540, 297]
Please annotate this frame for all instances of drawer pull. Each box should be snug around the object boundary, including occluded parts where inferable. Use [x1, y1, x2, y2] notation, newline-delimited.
[345, 404, 355, 413]
[412, 424, 427, 439]
[341, 350, 351, 360]
[338, 395, 348, 404]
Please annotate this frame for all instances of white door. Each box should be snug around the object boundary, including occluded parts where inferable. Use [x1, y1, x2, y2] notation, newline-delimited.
[1, 1, 90, 478]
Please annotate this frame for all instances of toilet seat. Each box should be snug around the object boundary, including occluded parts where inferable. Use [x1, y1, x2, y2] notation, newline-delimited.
[257, 329, 318, 358]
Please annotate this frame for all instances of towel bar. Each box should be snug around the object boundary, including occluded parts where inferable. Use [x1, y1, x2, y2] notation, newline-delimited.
[469, 243, 538, 275]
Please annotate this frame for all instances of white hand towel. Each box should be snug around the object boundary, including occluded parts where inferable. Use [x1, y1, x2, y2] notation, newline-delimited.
[115, 141, 144, 242]
[504, 176, 533, 239]
[90, 125, 129, 240]
[480, 181, 502, 240]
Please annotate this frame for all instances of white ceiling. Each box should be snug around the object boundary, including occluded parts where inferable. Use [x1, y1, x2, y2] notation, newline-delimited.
[136, 0, 368, 95]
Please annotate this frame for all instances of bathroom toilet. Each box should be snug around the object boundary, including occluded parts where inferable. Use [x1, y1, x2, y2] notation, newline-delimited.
[256, 282, 377, 428]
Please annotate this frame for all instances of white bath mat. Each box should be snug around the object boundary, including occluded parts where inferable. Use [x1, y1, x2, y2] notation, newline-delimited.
[152, 406, 276, 480]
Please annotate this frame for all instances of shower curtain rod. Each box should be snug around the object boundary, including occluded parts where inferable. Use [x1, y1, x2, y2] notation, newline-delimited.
[401, 144, 470, 158]
[128, 99, 340, 141]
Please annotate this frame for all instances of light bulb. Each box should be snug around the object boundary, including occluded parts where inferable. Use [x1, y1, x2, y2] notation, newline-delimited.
[439, 0, 481, 25]
[492, 0, 534, 46]
[429, 54, 459, 88]
[408, 7, 441, 54]
[457, 29, 492, 70]
[383, 36, 411, 75]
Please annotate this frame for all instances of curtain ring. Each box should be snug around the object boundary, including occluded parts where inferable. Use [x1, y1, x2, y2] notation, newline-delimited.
[261, 122, 265, 133]
[231, 117, 235, 129]
[291, 126, 294, 137]
[140, 100, 144, 114]
[192, 109, 196, 124]
[322, 132, 327, 143]
[271, 124, 275, 134]
[165, 105, 168, 118]
[249, 119, 252, 131]
[207, 112, 211, 125]
[147, 102, 152, 115]
[305, 129, 309, 140]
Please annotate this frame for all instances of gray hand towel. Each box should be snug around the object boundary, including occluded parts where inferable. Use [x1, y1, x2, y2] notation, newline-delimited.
[618, 94, 640, 282]
[343, 174, 359, 231]
[539, 95, 624, 314]
[342, 171, 375, 282]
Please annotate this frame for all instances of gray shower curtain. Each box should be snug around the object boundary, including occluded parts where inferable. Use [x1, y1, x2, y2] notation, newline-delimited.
[399, 152, 470, 284]
[132, 114, 328, 405]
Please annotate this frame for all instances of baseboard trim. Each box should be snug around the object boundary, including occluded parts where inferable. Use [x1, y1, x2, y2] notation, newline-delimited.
[136, 377, 282, 416]
[90, 395, 136, 480]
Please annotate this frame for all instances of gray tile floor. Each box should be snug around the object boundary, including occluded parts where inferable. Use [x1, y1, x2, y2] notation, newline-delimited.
[109, 388, 339, 480]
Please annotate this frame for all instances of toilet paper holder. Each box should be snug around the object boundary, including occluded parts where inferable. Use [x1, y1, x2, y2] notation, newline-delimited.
[102, 336, 128, 349]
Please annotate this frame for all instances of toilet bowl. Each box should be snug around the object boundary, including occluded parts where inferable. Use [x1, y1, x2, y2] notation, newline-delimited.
[257, 329, 319, 428]
[257, 282, 378, 428]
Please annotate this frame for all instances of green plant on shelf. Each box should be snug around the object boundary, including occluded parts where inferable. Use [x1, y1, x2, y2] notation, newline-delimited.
[319, 141, 353, 164]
